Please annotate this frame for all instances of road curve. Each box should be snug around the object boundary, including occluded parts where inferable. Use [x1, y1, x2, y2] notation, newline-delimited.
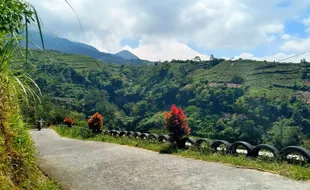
[30, 129, 310, 190]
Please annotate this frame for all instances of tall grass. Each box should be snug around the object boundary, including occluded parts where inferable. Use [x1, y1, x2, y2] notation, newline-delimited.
[0, 0, 61, 189]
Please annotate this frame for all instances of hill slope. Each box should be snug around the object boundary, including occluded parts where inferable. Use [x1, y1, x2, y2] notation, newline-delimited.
[20, 50, 310, 150]
[25, 32, 145, 65]
[115, 50, 139, 60]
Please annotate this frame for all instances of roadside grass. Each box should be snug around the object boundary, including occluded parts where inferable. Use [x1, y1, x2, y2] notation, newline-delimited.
[177, 150, 310, 181]
[53, 125, 310, 181]
[0, 113, 61, 190]
[54, 125, 166, 152]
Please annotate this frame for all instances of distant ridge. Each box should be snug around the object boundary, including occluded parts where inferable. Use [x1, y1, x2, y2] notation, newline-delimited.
[24, 31, 146, 65]
[115, 50, 139, 60]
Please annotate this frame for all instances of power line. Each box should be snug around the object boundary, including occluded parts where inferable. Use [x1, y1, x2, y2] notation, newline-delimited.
[278, 49, 310, 62]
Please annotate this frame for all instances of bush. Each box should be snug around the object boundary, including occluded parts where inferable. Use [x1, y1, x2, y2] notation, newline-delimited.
[165, 104, 191, 142]
[79, 126, 95, 139]
[63, 117, 74, 127]
[88, 112, 104, 133]
[231, 75, 245, 84]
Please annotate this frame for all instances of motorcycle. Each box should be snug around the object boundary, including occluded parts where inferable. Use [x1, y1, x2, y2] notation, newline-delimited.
[37, 119, 44, 131]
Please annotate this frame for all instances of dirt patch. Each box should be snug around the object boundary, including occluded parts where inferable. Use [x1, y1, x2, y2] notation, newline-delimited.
[208, 82, 241, 88]
[303, 80, 310, 87]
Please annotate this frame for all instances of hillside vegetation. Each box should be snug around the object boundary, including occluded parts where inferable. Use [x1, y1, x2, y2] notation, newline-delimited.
[0, 1, 60, 189]
[20, 50, 310, 150]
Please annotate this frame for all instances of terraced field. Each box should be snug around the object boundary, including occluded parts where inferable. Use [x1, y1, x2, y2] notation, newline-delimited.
[195, 60, 308, 99]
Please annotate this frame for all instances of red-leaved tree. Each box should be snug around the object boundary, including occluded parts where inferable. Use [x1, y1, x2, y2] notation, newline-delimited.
[88, 112, 104, 133]
[165, 104, 191, 142]
[63, 117, 74, 128]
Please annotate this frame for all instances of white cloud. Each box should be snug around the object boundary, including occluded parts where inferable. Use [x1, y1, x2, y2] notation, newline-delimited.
[281, 34, 291, 40]
[303, 16, 310, 26]
[281, 38, 310, 52]
[30, 0, 137, 52]
[28, 0, 310, 60]
[233, 52, 310, 63]
[123, 37, 210, 61]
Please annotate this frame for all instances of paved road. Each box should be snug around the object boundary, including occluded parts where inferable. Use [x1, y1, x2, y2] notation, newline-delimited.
[31, 129, 310, 190]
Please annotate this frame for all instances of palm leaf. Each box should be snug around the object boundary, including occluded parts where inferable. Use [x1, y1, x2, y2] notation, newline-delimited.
[25, 14, 29, 65]
[24, 74, 42, 96]
[15, 77, 28, 100]
[30, 5, 45, 50]
[64, 0, 85, 40]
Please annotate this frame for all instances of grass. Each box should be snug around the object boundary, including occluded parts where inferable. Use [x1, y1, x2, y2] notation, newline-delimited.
[177, 150, 310, 181]
[54, 125, 166, 152]
[0, 113, 61, 190]
[53, 125, 310, 181]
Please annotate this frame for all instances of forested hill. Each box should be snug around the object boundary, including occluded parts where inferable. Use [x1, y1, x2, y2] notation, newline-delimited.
[19, 50, 310, 150]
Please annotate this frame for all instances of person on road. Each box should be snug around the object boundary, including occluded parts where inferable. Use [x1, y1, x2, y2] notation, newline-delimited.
[37, 118, 44, 131]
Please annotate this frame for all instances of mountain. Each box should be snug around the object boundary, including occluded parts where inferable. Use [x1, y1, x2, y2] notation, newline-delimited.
[24, 32, 146, 65]
[115, 50, 139, 60]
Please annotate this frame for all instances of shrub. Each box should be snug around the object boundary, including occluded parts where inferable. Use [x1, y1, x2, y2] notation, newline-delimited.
[231, 75, 245, 84]
[165, 104, 191, 142]
[80, 126, 95, 139]
[88, 112, 104, 133]
[63, 117, 74, 127]
[47, 120, 52, 127]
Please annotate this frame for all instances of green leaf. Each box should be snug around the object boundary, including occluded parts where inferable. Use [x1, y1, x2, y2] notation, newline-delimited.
[25, 14, 28, 65]
[30, 5, 45, 50]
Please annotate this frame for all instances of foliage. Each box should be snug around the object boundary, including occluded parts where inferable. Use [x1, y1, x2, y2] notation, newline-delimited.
[0, 0, 33, 46]
[0, 112, 60, 189]
[63, 117, 74, 127]
[267, 118, 302, 149]
[165, 104, 191, 141]
[19, 50, 310, 149]
[231, 75, 245, 84]
[88, 112, 104, 133]
[55, 125, 94, 139]
[0, 0, 60, 188]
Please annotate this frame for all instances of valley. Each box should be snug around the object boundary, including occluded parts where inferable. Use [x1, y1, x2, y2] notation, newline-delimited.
[19, 50, 310, 150]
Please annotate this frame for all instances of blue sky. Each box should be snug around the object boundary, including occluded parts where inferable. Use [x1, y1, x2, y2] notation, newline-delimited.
[30, 0, 310, 62]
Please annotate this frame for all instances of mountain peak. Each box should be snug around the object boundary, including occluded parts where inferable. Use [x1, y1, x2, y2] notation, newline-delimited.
[115, 50, 139, 60]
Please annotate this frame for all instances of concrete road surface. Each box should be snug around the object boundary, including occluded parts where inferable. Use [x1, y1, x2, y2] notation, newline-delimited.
[30, 129, 310, 190]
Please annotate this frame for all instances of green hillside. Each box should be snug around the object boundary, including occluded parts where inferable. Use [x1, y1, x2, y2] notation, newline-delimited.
[196, 60, 304, 99]
[21, 50, 310, 150]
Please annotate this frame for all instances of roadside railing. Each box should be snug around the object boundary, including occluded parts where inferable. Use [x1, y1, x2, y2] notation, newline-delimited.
[102, 129, 310, 165]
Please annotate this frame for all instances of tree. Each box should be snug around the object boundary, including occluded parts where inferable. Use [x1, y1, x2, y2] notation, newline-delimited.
[237, 120, 263, 145]
[300, 58, 307, 65]
[164, 104, 191, 142]
[301, 119, 310, 137]
[210, 54, 215, 61]
[88, 112, 104, 133]
[193, 56, 201, 62]
[269, 118, 301, 149]
[300, 68, 307, 79]
[292, 109, 302, 126]
[231, 76, 245, 84]
[63, 117, 74, 127]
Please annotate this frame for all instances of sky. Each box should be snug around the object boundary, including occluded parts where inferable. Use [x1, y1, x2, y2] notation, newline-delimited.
[29, 0, 310, 62]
